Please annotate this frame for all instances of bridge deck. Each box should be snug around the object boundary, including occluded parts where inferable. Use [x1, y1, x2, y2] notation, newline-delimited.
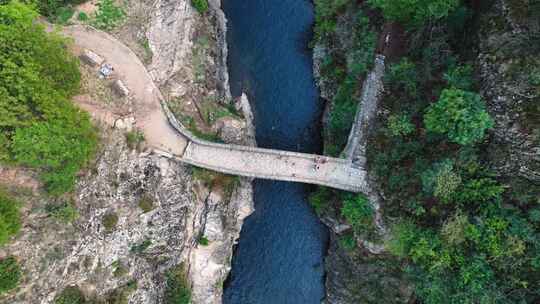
[64, 25, 366, 193]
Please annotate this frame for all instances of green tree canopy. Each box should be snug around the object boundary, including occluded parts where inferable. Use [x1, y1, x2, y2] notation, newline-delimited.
[0, 2, 97, 194]
[0, 191, 21, 246]
[0, 256, 21, 295]
[424, 88, 493, 145]
[368, 0, 460, 26]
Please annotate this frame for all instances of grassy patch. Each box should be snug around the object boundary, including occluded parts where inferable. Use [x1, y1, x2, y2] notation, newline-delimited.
[54, 286, 85, 304]
[45, 200, 79, 224]
[140, 38, 153, 64]
[165, 263, 191, 304]
[55, 6, 75, 24]
[192, 167, 239, 197]
[138, 195, 154, 213]
[339, 234, 357, 251]
[199, 97, 240, 125]
[191, 0, 208, 14]
[130, 238, 152, 254]
[0, 256, 21, 295]
[77, 12, 88, 21]
[102, 212, 119, 232]
[112, 260, 128, 277]
[192, 35, 211, 83]
[198, 236, 209, 246]
[105, 280, 137, 304]
[125, 130, 145, 150]
[91, 0, 126, 31]
[0, 191, 21, 246]
[179, 115, 222, 142]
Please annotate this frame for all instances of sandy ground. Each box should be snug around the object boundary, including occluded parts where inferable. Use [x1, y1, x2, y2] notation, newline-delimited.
[63, 25, 189, 155]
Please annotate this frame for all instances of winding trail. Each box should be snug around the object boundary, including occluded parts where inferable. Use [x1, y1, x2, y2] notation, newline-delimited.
[63, 25, 367, 193]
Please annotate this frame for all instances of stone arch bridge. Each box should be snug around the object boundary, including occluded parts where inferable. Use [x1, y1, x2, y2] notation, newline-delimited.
[63, 25, 383, 194]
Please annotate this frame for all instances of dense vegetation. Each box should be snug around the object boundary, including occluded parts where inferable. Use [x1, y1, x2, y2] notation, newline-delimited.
[55, 283, 137, 304]
[313, 0, 540, 303]
[191, 0, 208, 14]
[368, 0, 460, 26]
[0, 191, 21, 246]
[0, 2, 97, 195]
[165, 264, 191, 304]
[314, 0, 377, 156]
[0, 256, 21, 295]
[90, 0, 125, 30]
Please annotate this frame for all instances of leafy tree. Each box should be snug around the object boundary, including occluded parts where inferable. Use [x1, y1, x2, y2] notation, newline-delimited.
[0, 191, 21, 246]
[444, 64, 474, 90]
[386, 58, 418, 96]
[313, 0, 350, 40]
[421, 159, 461, 203]
[387, 114, 415, 137]
[0, 256, 21, 295]
[368, 0, 460, 26]
[0, 2, 97, 195]
[341, 194, 374, 233]
[424, 88, 493, 145]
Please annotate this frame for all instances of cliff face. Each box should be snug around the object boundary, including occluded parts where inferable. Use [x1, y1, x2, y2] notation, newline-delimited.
[0, 1, 253, 303]
[477, 0, 540, 186]
[146, 1, 255, 303]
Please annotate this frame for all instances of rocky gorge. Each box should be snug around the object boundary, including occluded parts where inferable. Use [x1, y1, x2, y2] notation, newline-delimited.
[0, 0, 255, 303]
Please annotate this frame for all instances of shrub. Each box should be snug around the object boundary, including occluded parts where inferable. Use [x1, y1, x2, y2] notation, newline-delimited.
[338, 234, 357, 251]
[387, 114, 415, 137]
[444, 64, 474, 90]
[130, 239, 152, 254]
[368, 0, 460, 26]
[0, 256, 21, 295]
[77, 12, 88, 21]
[308, 187, 333, 215]
[191, 0, 208, 14]
[421, 159, 461, 203]
[105, 280, 137, 304]
[112, 260, 128, 277]
[386, 221, 418, 258]
[198, 236, 209, 246]
[46, 200, 79, 223]
[440, 211, 469, 245]
[424, 88, 493, 145]
[313, 0, 353, 40]
[12, 117, 97, 195]
[54, 6, 75, 24]
[0, 192, 21, 246]
[91, 0, 125, 31]
[102, 212, 118, 232]
[54, 286, 86, 304]
[386, 58, 418, 96]
[138, 195, 154, 213]
[125, 130, 145, 150]
[165, 263, 191, 304]
[341, 194, 374, 233]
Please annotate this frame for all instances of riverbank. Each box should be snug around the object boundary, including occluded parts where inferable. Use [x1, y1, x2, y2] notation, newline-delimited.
[310, 2, 412, 303]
